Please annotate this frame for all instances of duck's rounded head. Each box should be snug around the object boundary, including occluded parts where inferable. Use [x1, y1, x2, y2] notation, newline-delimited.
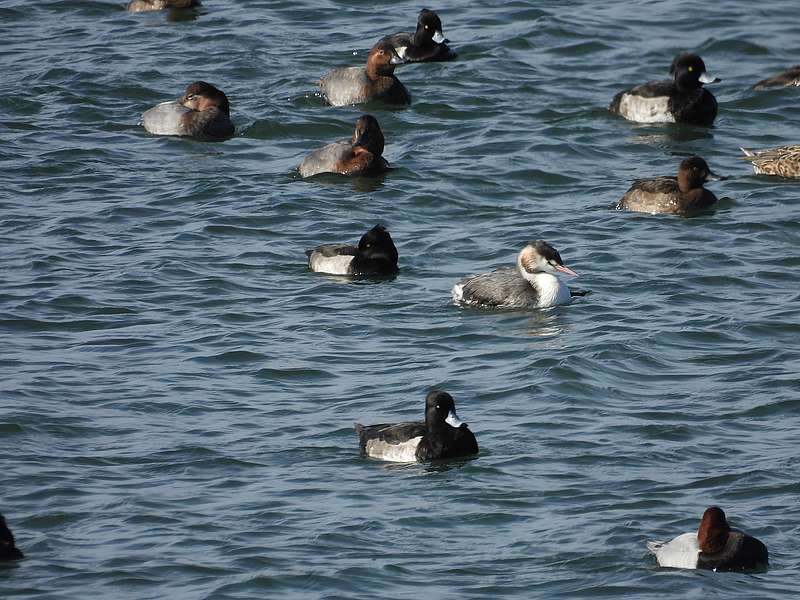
[425, 390, 463, 430]
[351, 114, 385, 157]
[517, 240, 577, 281]
[358, 224, 398, 263]
[180, 81, 231, 115]
[670, 53, 720, 90]
[698, 506, 731, 554]
[677, 155, 718, 192]
[366, 41, 405, 76]
[417, 9, 445, 44]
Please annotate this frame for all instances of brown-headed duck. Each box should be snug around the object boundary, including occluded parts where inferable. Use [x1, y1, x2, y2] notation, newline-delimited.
[753, 65, 800, 90]
[319, 41, 410, 107]
[354, 390, 478, 462]
[618, 156, 720, 215]
[609, 53, 720, 126]
[298, 115, 389, 178]
[452, 241, 578, 309]
[382, 8, 455, 63]
[306, 224, 398, 277]
[141, 81, 234, 140]
[647, 506, 769, 571]
[0, 514, 24, 561]
[127, 0, 199, 12]
[741, 145, 800, 177]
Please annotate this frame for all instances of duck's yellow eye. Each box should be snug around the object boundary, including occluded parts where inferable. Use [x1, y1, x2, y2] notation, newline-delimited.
[425, 25, 429, 29]
[688, 66, 694, 72]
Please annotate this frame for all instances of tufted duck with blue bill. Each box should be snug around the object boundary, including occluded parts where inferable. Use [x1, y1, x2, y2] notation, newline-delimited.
[609, 53, 719, 126]
[306, 225, 398, 277]
[354, 390, 478, 462]
[381, 8, 455, 63]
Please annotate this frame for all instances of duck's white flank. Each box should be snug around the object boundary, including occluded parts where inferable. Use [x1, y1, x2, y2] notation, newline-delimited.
[309, 253, 354, 275]
[451, 283, 465, 303]
[647, 532, 699, 569]
[618, 94, 675, 124]
[365, 436, 422, 462]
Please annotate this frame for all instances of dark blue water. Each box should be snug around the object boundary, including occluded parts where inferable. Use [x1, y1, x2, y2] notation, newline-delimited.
[2, 1, 800, 598]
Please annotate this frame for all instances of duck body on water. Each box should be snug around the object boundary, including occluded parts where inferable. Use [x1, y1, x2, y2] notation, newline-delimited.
[141, 81, 234, 140]
[647, 506, 769, 572]
[609, 53, 719, 126]
[355, 391, 478, 462]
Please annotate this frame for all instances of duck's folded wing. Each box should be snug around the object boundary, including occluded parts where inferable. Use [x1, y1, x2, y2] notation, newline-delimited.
[628, 80, 674, 98]
[355, 422, 425, 445]
[306, 244, 356, 259]
[298, 141, 352, 177]
[141, 100, 191, 135]
[619, 177, 678, 210]
[319, 67, 368, 107]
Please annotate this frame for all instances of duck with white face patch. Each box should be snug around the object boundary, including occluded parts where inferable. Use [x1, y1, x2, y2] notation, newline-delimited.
[354, 390, 478, 462]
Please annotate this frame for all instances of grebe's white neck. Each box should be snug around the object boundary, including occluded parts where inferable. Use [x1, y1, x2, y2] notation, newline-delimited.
[522, 270, 570, 307]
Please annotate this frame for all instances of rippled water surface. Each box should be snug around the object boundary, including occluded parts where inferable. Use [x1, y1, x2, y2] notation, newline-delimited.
[2, 1, 800, 598]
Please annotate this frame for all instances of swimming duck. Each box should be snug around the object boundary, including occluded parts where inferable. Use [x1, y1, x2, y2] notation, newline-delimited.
[306, 224, 398, 276]
[647, 506, 769, 572]
[753, 65, 800, 90]
[354, 390, 478, 462]
[298, 115, 389, 178]
[618, 156, 720, 215]
[127, 0, 199, 12]
[741, 145, 800, 177]
[382, 8, 454, 63]
[0, 514, 24, 561]
[452, 241, 577, 309]
[319, 41, 410, 107]
[141, 81, 234, 140]
[609, 53, 720, 126]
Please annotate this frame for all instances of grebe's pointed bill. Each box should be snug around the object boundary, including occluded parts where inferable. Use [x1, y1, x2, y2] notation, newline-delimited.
[556, 264, 578, 277]
[432, 30, 446, 44]
[445, 409, 463, 428]
[699, 72, 721, 84]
